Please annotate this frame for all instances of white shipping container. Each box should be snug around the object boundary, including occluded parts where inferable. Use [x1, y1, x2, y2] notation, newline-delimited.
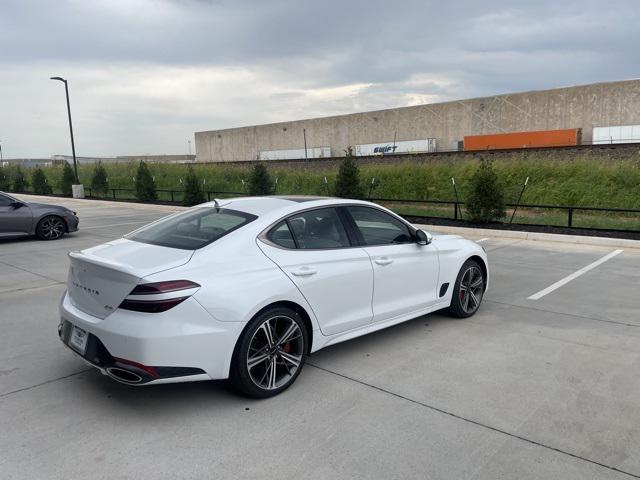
[259, 147, 331, 161]
[355, 138, 436, 156]
[593, 125, 640, 144]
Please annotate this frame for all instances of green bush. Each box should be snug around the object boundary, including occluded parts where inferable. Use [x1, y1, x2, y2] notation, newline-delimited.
[91, 161, 109, 196]
[465, 158, 506, 223]
[247, 163, 273, 195]
[31, 167, 52, 195]
[135, 161, 157, 201]
[183, 167, 206, 206]
[0, 170, 10, 191]
[59, 162, 76, 195]
[12, 166, 28, 192]
[334, 147, 364, 198]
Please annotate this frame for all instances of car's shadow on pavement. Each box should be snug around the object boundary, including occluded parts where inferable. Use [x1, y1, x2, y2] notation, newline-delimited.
[78, 370, 247, 413]
[71, 310, 462, 413]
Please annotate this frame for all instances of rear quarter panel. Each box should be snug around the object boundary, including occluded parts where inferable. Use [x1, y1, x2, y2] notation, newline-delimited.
[142, 237, 320, 331]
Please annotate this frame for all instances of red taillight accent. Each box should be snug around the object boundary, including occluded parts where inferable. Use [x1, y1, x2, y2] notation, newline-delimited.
[113, 357, 160, 379]
[118, 280, 200, 313]
[130, 280, 200, 295]
[119, 296, 190, 313]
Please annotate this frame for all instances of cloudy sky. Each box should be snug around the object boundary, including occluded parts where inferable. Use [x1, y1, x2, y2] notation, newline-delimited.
[1, 0, 639, 158]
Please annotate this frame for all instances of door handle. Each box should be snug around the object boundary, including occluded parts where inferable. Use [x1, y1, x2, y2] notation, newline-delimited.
[374, 257, 393, 266]
[291, 267, 317, 277]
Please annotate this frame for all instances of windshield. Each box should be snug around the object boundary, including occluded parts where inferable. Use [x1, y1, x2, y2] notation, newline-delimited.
[126, 207, 257, 250]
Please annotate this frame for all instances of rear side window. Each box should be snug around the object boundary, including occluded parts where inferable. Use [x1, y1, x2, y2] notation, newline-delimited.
[269, 221, 296, 249]
[272, 208, 350, 249]
[127, 207, 256, 250]
[347, 206, 413, 246]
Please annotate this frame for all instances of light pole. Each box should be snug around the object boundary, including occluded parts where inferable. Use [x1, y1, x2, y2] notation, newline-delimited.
[50, 76, 79, 184]
[0, 140, 3, 166]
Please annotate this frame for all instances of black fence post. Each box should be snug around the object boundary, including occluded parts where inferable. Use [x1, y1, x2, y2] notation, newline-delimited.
[568, 208, 573, 227]
[112, 189, 116, 200]
[170, 190, 175, 203]
[454, 202, 459, 220]
[207, 191, 211, 201]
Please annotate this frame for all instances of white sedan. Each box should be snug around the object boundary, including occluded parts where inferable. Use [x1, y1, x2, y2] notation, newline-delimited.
[59, 196, 488, 397]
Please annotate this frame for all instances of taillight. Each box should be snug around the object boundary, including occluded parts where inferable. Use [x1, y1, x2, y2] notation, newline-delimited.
[118, 280, 200, 313]
[129, 280, 200, 295]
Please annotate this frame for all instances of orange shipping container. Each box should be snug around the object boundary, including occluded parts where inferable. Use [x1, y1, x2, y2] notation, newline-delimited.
[464, 128, 581, 151]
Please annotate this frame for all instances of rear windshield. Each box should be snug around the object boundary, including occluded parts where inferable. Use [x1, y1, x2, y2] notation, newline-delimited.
[126, 207, 257, 250]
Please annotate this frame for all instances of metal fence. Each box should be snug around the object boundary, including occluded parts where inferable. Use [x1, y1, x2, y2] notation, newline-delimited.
[14, 188, 640, 233]
[370, 197, 640, 232]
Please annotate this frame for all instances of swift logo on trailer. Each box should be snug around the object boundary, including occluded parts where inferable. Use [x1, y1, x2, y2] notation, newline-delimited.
[373, 145, 398, 153]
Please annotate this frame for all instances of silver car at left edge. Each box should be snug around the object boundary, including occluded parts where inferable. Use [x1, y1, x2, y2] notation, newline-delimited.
[0, 191, 79, 240]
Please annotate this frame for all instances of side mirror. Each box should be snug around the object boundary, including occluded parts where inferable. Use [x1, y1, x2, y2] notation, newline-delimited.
[416, 229, 432, 246]
[10, 201, 25, 209]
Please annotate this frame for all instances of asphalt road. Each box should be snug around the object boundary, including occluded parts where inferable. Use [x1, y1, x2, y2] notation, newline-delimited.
[1, 195, 639, 480]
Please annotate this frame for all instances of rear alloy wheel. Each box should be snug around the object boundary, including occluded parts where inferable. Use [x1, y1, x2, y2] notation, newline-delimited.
[36, 215, 66, 240]
[449, 259, 485, 318]
[230, 307, 307, 398]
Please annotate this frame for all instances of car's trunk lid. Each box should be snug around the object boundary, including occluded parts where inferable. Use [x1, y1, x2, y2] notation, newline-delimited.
[67, 239, 194, 319]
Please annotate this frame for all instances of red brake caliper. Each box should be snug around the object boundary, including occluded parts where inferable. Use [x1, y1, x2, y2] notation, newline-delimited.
[282, 342, 292, 353]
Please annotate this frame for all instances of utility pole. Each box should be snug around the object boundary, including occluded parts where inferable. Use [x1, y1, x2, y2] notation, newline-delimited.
[50, 76, 81, 195]
[303, 128, 308, 159]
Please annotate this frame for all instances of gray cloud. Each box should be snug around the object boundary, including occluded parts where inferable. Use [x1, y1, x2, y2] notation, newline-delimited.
[1, 0, 639, 157]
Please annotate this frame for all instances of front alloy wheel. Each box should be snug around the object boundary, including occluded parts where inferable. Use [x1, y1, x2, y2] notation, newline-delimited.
[449, 259, 485, 318]
[36, 215, 66, 240]
[230, 307, 307, 398]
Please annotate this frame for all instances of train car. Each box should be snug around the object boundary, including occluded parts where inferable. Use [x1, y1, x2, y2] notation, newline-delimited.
[464, 128, 582, 151]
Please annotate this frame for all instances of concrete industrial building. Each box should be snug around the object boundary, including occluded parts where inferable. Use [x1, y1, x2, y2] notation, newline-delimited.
[195, 79, 640, 162]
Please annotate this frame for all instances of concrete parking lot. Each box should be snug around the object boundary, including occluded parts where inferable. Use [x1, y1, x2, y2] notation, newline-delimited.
[1, 195, 639, 480]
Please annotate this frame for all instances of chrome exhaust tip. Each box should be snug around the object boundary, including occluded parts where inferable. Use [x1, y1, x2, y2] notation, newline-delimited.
[106, 367, 143, 384]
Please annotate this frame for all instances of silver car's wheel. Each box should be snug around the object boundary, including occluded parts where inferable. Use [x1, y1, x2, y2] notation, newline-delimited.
[36, 216, 66, 240]
[449, 259, 485, 318]
[230, 306, 307, 398]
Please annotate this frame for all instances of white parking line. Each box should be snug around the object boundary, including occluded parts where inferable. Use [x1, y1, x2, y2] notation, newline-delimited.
[527, 249, 623, 300]
[82, 221, 150, 230]
[476, 238, 489, 243]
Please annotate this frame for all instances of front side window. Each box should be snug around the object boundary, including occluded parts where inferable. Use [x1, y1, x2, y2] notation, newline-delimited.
[285, 208, 350, 249]
[127, 207, 256, 250]
[347, 206, 413, 246]
[0, 193, 15, 207]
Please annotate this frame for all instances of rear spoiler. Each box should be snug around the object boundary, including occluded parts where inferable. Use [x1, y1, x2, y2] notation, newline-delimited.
[68, 251, 141, 278]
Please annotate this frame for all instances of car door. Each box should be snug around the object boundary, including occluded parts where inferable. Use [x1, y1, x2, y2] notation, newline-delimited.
[343, 206, 440, 324]
[0, 193, 33, 236]
[257, 207, 374, 336]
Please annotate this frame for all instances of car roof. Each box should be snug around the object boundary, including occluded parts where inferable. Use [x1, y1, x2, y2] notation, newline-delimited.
[199, 196, 373, 217]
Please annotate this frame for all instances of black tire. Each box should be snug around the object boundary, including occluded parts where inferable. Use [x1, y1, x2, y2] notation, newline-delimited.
[36, 215, 66, 240]
[229, 306, 308, 398]
[449, 259, 485, 318]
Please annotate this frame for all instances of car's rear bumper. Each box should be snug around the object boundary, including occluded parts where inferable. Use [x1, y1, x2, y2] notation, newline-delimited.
[58, 291, 245, 383]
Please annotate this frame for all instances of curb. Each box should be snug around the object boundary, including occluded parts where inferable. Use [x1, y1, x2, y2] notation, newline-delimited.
[416, 224, 640, 250]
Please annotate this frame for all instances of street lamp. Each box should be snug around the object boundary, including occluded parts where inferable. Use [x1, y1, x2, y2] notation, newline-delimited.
[0, 140, 4, 166]
[50, 76, 80, 188]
